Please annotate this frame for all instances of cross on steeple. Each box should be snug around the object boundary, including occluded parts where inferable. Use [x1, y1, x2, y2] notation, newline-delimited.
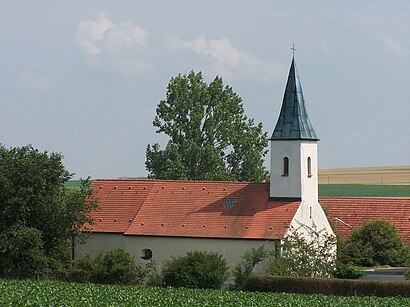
[291, 44, 297, 58]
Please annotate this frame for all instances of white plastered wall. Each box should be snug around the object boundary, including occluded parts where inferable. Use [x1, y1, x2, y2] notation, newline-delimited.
[271, 140, 334, 238]
[300, 142, 319, 203]
[270, 140, 302, 198]
[74, 233, 125, 259]
[75, 233, 278, 273]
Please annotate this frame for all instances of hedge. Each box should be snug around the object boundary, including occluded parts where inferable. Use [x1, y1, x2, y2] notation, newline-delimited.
[245, 276, 410, 297]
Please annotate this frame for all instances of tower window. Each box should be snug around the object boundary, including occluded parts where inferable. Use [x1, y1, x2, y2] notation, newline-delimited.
[307, 157, 312, 177]
[282, 157, 289, 176]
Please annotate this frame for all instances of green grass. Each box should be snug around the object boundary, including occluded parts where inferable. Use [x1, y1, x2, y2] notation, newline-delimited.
[0, 279, 408, 306]
[319, 184, 410, 198]
[65, 180, 83, 189]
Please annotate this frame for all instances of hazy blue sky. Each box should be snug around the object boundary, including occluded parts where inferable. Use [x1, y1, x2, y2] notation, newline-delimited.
[1, 1, 409, 179]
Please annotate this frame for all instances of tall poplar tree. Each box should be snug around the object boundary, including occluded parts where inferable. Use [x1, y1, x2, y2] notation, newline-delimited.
[146, 71, 268, 182]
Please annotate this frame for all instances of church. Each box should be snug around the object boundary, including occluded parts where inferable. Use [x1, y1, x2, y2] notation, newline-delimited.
[74, 57, 410, 268]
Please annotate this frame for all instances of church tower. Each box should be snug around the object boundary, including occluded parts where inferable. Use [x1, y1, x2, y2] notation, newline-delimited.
[270, 56, 319, 203]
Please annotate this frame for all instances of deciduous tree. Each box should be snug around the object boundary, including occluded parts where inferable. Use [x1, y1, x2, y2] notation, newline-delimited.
[0, 144, 97, 278]
[146, 71, 268, 182]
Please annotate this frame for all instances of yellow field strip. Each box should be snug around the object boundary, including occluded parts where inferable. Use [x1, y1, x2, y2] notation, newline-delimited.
[318, 166, 410, 185]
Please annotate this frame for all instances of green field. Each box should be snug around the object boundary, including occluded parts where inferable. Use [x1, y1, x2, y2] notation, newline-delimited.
[319, 184, 410, 198]
[65, 180, 82, 189]
[0, 279, 408, 306]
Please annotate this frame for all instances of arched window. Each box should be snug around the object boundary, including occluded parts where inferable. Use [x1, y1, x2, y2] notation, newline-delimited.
[307, 157, 312, 177]
[141, 248, 153, 260]
[283, 157, 289, 176]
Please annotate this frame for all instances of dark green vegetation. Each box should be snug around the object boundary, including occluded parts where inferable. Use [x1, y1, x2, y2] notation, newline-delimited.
[146, 71, 268, 182]
[319, 184, 410, 197]
[0, 145, 96, 279]
[335, 220, 410, 279]
[162, 250, 229, 289]
[338, 220, 408, 267]
[1, 279, 409, 306]
[233, 246, 267, 290]
[69, 249, 148, 285]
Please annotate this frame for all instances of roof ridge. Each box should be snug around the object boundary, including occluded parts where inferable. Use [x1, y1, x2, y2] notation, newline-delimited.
[93, 178, 269, 185]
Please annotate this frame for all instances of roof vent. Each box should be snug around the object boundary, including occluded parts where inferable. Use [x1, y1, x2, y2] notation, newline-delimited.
[182, 224, 186, 227]
[224, 225, 228, 228]
[128, 186, 132, 190]
[245, 226, 249, 229]
[162, 186, 165, 189]
[99, 218, 103, 222]
[114, 218, 118, 222]
[161, 223, 165, 226]
[223, 187, 227, 191]
[114, 186, 118, 190]
[202, 187, 206, 190]
[99, 186, 103, 189]
[203, 224, 207, 227]
[143, 186, 147, 190]
[269, 226, 273, 230]
[129, 219, 133, 222]
[141, 222, 144, 225]
[182, 186, 186, 190]
[224, 198, 236, 209]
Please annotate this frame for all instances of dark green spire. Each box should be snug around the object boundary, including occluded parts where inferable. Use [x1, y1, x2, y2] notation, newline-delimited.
[271, 58, 319, 141]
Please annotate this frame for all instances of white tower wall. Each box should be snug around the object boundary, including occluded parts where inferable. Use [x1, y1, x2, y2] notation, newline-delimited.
[270, 140, 318, 202]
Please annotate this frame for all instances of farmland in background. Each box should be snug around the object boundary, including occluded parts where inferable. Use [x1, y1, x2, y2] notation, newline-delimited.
[1, 279, 408, 306]
[319, 166, 410, 185]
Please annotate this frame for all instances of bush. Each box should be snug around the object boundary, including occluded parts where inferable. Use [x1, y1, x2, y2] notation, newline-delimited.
[268, 257, 294, 277]
[70, 249, 144, 285]
[245, 275, 410, 297]
[404, 267, 410, 280]
[341, 220, 408, 267]
[0, 224, 47, 279]
[334, 263, 363, 279]
[162, 250, 229, 289]
[233, 246, 267, 289]
[268, 223, 336, 278]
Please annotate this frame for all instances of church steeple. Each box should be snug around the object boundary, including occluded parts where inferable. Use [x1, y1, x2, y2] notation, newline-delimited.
[270, 56, 319, 202]
[271, 58, 319, 141]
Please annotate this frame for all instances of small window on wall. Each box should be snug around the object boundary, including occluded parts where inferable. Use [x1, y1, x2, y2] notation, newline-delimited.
[141, 248, 153, 260]
[283, 157, 289, 176]
[307, 157, 312, 177]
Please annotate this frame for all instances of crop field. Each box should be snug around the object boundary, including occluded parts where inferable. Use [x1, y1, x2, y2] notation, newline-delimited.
[319, 184, 410, 197]
[319, 166, 410, 185]
[1, 279, 409, 306]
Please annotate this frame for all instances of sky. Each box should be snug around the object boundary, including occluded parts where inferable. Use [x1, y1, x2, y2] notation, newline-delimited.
[1, 1, 409, 179]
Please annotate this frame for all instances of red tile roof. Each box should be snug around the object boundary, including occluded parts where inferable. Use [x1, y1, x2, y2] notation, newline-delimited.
[321, 197, 410, 244]
[89, 179, 299, 240]
[88, 180, 410, 243]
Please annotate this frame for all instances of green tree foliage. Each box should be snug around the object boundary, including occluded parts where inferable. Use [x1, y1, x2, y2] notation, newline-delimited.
[233, 246, 267, 289]
[269, 223, 337, 278]
[0, 144, 97, 278]
[70, 249, 145, 285]
[146, 71, 268, 182]
[340, 219, 408, 267]
[162, 250, 229, 289]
